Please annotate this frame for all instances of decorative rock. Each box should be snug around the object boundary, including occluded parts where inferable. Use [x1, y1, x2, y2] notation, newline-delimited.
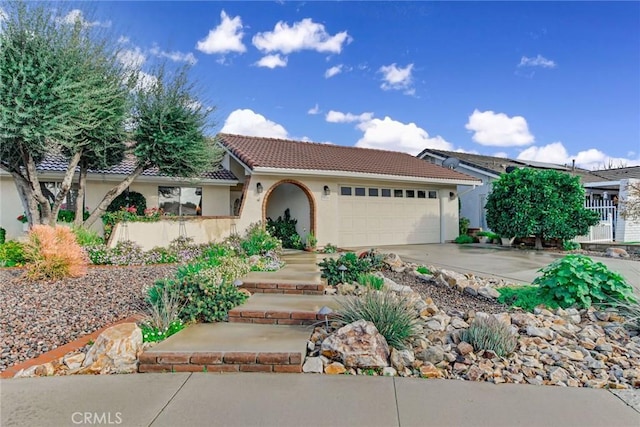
[478, 287, 500, 299]
[383, 253, 404, 269]
[382, 367, 397, 377]
[337, 283, 357, 295]
[420, 362, 444, 378]
[526, 326, 555, 340]
[303, 357, 324, 373]
[418, 346, 445, 364]
[63, 353, 86, 370]
[450, 317, 469, 329]
[466, 365, 483, 381]
[606, 248, 629, 258]
[325, 362, 347, 375]
[457, 342, 474, 356]
[463, 287, 478, 297]
[321, 320, 390, 368]
[81, 323, 142, 374]
[390, 348, 415, 371]
[549, 367, 569, 383]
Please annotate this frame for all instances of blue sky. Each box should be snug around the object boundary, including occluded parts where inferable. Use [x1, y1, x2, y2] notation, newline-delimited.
[6, 1, 640, 169]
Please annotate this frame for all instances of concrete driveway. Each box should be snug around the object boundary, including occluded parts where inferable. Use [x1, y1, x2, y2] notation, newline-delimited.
[351, 244, 640, 294]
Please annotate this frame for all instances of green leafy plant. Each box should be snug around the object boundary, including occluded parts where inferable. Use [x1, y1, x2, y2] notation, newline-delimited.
[336, 290, 422, 350]
[459, 217, 470, 236]
[533, 255, 636, 309]
[318, 252, 377, 286]
[140, 320, 184, 343]
[71, 225, 104, 247]
[306, 231, 317, 249]
[0, 227, 6, 245]
[0, 240, 26, 267]
[497, 285, 560, 312]
[140, 283, 185, 343]
[562, 240, 581, 251]
[356, 273, 385, 290]
[266, 209, 303, 249]
[322, 243, 338, 254]
[241, 222, 282, 256]
[459, 316, 518, 357]
[23, 225, 88, 280]
[107, 191, 147, 216]
[477, 231, 500, 241]
[416, 266, 431, 275]
[101, 207, 163, 242]
[454, 234, 474, 244]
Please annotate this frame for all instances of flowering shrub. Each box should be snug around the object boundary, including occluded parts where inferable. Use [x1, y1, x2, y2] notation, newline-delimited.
[101, 206, 163, 241]
[17, 214, 28, 223]
[240, 222, 282, 256]
[23, 225, 88, 280]
[140, 320, 184, 343]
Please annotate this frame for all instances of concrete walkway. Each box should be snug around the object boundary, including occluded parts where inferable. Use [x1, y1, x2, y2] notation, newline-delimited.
[1, 373, 638, 427]
[352, 243, 640, 295]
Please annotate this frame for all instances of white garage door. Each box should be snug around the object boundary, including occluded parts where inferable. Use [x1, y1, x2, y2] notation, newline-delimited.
[338, 186, 441, 247]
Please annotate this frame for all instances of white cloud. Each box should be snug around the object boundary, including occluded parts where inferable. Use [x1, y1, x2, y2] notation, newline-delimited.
[117, 47, 146, 69]
[518, 54, 556, 69]
[0, 7, 6, 23]
[59, 9, 111, 28]
[325, 110, 373, 123]
[117, 36, 130, 44]
[150, 45, 197, 65]
[134, 71, 158, 92]
[517, 142, 640, 170]
[465, 109, 534, 147]
[355, 116, 452, 155]
[255, 54, 288, 69]
[221, 109, 288, 138]
[379, 63, 414, 94]
[325, 64, 343, 78]
[252, 18, 351, 55]
[493, 152, 509, 158]
[308, 104, 321, 115]
[196, 10, 246, 55]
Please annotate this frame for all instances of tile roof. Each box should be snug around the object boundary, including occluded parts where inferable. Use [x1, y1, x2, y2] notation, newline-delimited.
[418, 148, 605, 184]
[217, 133, 480, 182]
[36, 153, 237, 181]
[590, 166, 640, 181]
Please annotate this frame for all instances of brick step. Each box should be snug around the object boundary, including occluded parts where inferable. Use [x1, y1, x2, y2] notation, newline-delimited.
[229, 294, 341, 326]
[139, 323, 309, 374]
[240, 281, 325, 295]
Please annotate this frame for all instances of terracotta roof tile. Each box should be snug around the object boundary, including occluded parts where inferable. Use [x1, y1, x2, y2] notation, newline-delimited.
[37, 153, 237, 181]
[218, 133, 480, 182]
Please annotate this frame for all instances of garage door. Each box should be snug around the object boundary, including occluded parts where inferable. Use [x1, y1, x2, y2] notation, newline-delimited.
[338, 186, 441, 247]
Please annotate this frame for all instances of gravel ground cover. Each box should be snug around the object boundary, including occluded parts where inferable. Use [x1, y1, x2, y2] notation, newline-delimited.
[0, 265, 176, 372]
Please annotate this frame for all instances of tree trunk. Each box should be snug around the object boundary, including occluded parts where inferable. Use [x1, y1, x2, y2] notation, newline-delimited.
[9, 170, 37, 227]
[74, 164, 89, 226]
[50, 150, 82, 226]
[22, 149, 51, 224]
[535, 234, 544, 250]
[83, 164, 146, 228]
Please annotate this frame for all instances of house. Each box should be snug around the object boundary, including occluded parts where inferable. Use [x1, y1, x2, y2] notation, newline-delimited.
[417, 148, 639, 242]
[0, 135, 481, 248]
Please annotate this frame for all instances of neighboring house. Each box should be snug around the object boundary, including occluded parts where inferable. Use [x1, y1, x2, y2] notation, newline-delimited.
[1, 135, 481, 248]
[417, 148, 639, 242]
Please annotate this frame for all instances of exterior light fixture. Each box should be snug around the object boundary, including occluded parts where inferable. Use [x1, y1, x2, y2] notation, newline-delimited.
[256, 182, 263, 194]
[338, 264, 348, 283]
[323, 185, 331, 196]
[449, 191, 456, 199]
[317, 306, 333, 329]
[233, 279, 243, 287]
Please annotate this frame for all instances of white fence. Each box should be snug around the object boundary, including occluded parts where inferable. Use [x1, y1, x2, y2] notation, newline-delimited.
[575, 200, 617, 243]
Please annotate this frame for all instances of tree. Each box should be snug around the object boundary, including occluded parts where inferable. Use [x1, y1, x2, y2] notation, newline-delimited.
[619, 181, 640, 221]
[485, 168, 600, 250]
[0, 3, 129, 226]
[81, 65, 225, 228]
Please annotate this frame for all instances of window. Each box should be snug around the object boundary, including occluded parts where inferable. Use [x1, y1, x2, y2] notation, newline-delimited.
[159, 186, 202, 216]
[428, 191, 438, 199]
[355, 187, 366, 196]
[394, 189, 404, 197]
[381, 188, 391, 197]
[340, 186, 352, 196]
[368, 188, 379, 197]
[406, 190, 415, 198]
[41, 182, 79, 212]
[417, 190, 426, 199]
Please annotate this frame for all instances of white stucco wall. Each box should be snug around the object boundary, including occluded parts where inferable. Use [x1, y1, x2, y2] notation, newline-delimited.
[616, 178, 640, 242]
[265, 183, 311, 237]
[0, 176, 27, 240]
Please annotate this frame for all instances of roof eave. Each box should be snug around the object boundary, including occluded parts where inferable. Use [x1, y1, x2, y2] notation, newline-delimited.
[251, 167, 482, 186]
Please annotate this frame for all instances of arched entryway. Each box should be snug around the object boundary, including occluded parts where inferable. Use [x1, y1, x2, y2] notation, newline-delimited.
[263, 180, 316, 239]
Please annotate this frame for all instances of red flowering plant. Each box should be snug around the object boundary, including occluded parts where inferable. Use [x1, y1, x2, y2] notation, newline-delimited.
[17, 213, 28, 223]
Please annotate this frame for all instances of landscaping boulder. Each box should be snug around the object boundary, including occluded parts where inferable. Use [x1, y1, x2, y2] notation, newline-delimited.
[321, 320, 390, 368]
[606, 247, 630, 258]
[383, 253, 404, 272]
[81, 323, 143, 374]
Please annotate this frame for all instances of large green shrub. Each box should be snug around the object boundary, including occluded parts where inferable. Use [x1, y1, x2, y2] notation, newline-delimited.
[0, 227, 6, 245]
[0, 240, 26, 267]
[459, 316, 518, 357]
[72, 225, 104, 247]
[107, 191, 147, 216]
[318, 252, 377, 286]
[336, 290, 422, 350]
[240, 223, 281, 256]
[533, 255, 636, 309]
[266, 209, 303, 249]
[496, 285, 560, 312]
[454, 235, 474, 244]
[485, 168, 600, 250]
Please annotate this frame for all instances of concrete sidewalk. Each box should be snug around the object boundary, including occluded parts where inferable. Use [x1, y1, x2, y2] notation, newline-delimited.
[1, 373, 638, 427]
